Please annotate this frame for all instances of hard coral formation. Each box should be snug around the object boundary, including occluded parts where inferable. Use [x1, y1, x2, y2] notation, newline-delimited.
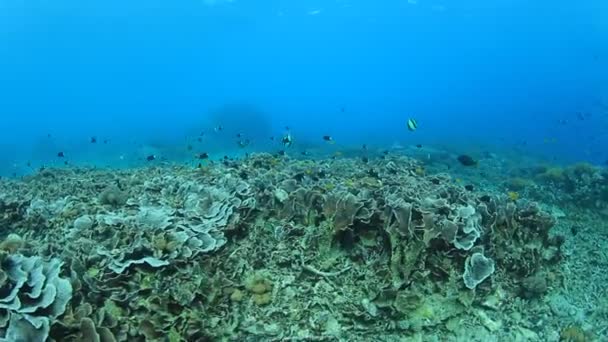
[0, 155, 571, 341]
[0, 253, 72, 342]
[463, 252, 496, 289]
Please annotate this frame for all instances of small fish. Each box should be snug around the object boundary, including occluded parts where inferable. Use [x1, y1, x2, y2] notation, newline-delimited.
[407, 118, 418, 132]
[64, 161, 69, 165]
[237, 140, 251, 148]
[103, 139, 109, 144]
[457, 154, 477, 166]
[340, 106, 345, 113]
[187, 144, 193, 151]
[57, 152, 65, 158]
[301, 151, 310, 156]
[277, 150, 286, 156]
[361, 156, 369, 163]
[236, 133, 243, 138]
[90, 136, 97, 143]
[281, 133, 293, 147]
[270, 136, 275, 141]
[576, 112, 585, 121]
[214, 125, 223, 132]
[323, 135, 336, 144]
[362, 144, 368, 150]
[416, 144, 423, 148]
[196, 152, 209, 160]
[26, 161, 31, 167]
[197, 137, 203, 143]
[464, 184, 474, 191]
[146, 155, 156, 161]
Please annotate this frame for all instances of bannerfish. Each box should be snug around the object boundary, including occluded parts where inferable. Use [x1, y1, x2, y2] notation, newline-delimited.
[282, 133, 293, 147]
[197, 152, 209, 160]
[407, 118, 418, 131]
[57, 152, 65, 158]
[146, 155, 156, 161]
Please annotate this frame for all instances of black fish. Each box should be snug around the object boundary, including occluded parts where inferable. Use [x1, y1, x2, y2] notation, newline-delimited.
[270, 137, 275, 141]
[416, 144, 423, 148]
[197, 152, 209, 160]
[90, 137, 97, 143]
[361, 156, 369, 163]
[457, 155, 477, 166]
[322, 135, 332, 142]
[57, 152, 65, 158]
[146, 155, 156, 161]
[301, 151, 310, 156]
[464, 184, 474, 191]
[236, 133, 242, 138]
[277, 150, 286, 156]
[197, 137, 203, 143]
[362, 144, 368, 150]
[64, 161, 69, 165]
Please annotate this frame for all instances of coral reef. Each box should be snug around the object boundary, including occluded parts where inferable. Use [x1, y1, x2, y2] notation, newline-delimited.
[0, 154, 601, 341]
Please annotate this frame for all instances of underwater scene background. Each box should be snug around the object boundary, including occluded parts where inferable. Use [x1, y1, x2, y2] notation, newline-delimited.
[0, 0, 607, 341]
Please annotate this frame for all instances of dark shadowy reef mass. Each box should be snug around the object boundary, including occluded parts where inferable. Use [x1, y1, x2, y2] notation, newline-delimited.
[0, 153, 606, 341]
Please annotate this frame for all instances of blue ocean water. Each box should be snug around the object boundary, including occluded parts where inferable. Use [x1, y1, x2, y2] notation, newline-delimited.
[0, 0, 607, 176]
